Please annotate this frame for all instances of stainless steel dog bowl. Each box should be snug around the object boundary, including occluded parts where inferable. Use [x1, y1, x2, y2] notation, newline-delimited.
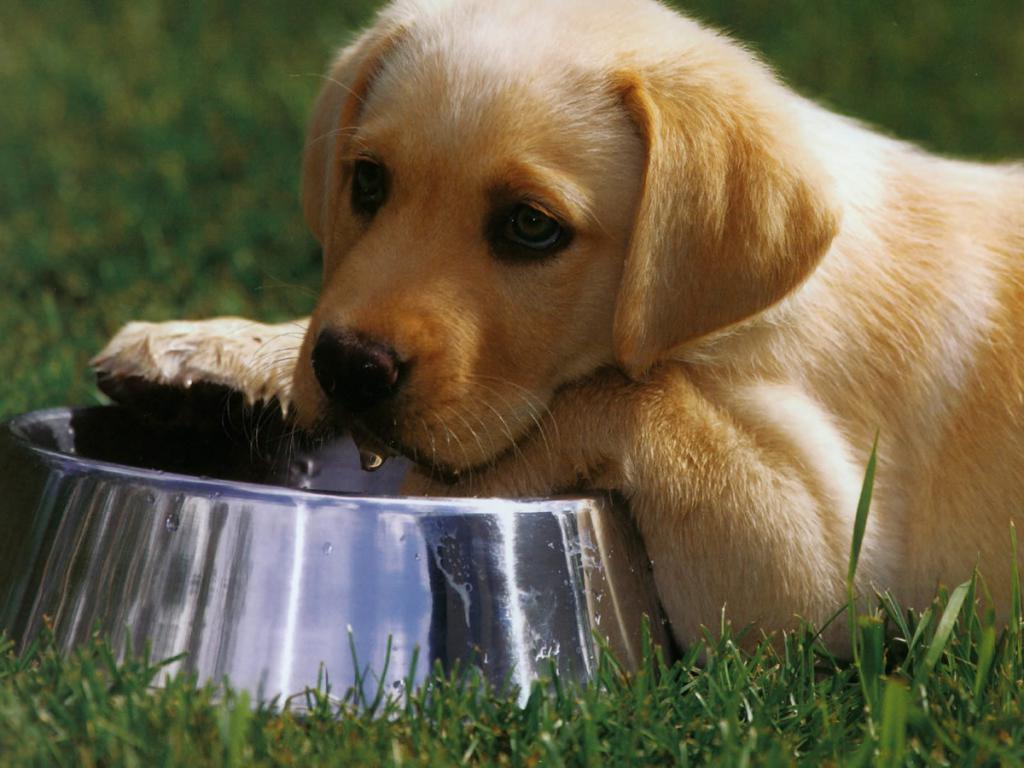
[0, 406, 670, 704]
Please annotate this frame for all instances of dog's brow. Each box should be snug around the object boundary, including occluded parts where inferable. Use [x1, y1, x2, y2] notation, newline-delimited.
[494, 162, 595, 227]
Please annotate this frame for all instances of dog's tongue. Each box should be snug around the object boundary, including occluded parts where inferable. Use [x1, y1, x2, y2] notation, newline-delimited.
[351, 429, 391, 473]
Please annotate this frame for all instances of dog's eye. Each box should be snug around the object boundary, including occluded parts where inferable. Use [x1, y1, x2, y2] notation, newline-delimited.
[499, 202, 565, 250]
[351, 160, 388, 216]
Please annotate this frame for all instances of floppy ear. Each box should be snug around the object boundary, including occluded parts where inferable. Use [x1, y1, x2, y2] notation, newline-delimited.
[301, 26, 404, 243]
[611, 69, 840, 376]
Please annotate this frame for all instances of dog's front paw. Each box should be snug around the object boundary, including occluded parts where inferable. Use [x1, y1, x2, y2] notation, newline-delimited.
[91, 318, 306, 426]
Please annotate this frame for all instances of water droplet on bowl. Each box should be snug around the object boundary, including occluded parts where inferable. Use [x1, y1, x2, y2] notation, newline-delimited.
[164, 513, 180, 533]
[322, 541, 334, 555]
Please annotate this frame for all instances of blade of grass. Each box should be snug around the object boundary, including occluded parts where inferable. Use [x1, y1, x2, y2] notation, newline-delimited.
[878, 679, 909, 766]
[367, 634, 394, 716]
[921, 580, 971, 676]
[878, 590, 912, 644]
[962, 570, 979, 644]
[847, 436, 879, 725]
[222, 690, 251, 768]
[403, 645, 420, 716]
[858, 614, 885, 711]
[972, 624, 996, 708]
[847, 434, 879, 592]
[1012, 523, 1022, 666]
[906, 607, 934, 661]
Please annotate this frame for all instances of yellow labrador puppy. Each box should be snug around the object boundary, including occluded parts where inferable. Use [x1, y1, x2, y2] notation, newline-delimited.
[94, 0, 1024, 651]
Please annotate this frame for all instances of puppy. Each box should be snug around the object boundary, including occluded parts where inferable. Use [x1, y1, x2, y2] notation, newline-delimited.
[94, 0, 1024, 652]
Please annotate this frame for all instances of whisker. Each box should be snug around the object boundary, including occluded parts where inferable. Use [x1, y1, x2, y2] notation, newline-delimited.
[257, 282, 320, 300]
[306, 125, 366, 149]
[248, 351, 301, 369]
[290, 67, 386, 135]
[290, 71, 368, 106]
[464, 374, 556, 469]
[466, 373, 557, 425]
[440, 404, 483, 485]
[470, 389, 527, 471]
[416, 415, 441, 487]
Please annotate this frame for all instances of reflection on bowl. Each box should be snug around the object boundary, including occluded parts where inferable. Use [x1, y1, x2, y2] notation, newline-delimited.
[0, 406, 670, 703]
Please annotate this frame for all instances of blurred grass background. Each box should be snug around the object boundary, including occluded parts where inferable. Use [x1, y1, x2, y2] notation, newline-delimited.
[0, 0, 1021, 418]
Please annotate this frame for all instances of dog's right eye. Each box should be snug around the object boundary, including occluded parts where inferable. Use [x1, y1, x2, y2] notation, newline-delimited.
[351, 160, 388, 216]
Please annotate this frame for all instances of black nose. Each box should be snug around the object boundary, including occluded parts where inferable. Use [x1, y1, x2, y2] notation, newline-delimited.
[311, 329, 405, 412]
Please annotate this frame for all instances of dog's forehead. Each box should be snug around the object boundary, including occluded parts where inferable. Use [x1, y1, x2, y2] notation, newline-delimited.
[357, 26, 633, 190]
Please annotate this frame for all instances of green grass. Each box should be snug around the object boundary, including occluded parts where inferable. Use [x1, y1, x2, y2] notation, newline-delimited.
[0, 0, 380, 417]
[5, 572, 1024, 765]
[2, 0, 1023, 764]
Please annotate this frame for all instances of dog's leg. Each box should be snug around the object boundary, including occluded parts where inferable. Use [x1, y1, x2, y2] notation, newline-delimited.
[411, 365, 863, 650]
[91, 318, 308, 419]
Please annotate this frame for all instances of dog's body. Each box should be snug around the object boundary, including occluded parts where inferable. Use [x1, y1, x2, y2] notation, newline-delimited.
[94, 0, 1024, 651]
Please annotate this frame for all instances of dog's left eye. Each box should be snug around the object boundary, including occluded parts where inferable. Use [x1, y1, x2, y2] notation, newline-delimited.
[351, 160, 388, 216]
[490, 204, 569, 258]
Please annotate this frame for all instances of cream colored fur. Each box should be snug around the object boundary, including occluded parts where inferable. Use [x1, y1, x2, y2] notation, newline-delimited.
[93, 0, 1024, 652]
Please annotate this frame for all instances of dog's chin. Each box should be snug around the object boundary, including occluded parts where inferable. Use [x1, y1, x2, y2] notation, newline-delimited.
[352, 412, 537, 486]
[297, 397, 534, 486]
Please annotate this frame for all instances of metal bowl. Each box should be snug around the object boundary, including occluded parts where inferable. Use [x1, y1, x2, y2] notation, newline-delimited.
[0, 406, 669, 704]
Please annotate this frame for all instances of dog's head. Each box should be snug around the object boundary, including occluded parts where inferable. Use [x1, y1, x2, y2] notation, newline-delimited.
[291, 0, 839, 475]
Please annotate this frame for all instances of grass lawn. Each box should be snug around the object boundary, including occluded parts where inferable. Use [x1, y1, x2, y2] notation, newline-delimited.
[2, 0, 1023, 764]
[4, 575, 1024, 765]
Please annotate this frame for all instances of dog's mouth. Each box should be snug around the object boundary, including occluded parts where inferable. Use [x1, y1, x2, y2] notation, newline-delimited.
[301, 403, 466, 484]
[314, 410, 535, 488]
[301, 380, 553, 487]
[346, 418, 466, 486]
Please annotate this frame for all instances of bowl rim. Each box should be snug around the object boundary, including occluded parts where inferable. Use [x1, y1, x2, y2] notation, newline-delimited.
[2, 406, 604, 515]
